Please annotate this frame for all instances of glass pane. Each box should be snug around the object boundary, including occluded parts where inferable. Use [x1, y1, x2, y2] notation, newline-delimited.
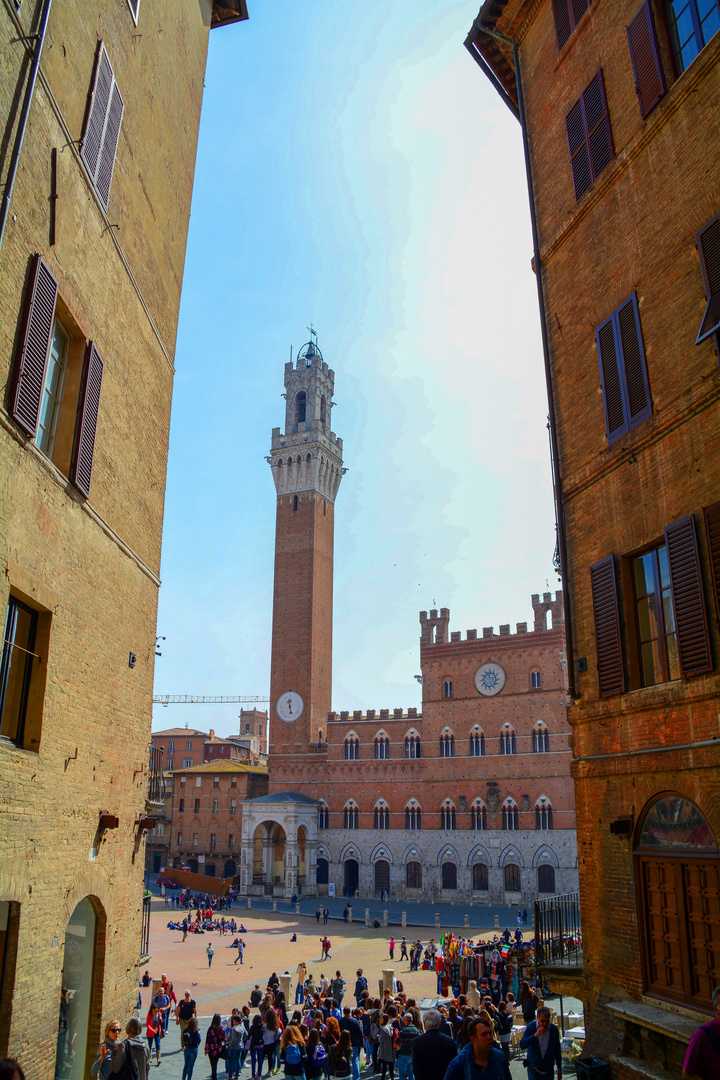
[657, 545, 671, 589]
[661, 589, 676, 635]
[636, 595, 657, 642]
[639, 796, 717, 849]
[55, 898, 97, 1080]
[666, 632, 680, 680]
[634, 552, 655, 598]
[640, 639, 662, 687]
[0, 604, 34, 742]
[699, 0, 720, 42]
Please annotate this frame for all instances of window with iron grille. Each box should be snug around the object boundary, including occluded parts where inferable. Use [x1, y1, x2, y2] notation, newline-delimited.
[595, 293, 651, 444]
[667, 0, 720, 74]
[565, 70, 614, 201]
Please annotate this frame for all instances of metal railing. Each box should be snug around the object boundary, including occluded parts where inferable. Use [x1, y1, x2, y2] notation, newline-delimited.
[534, 891, 582, 967]
[148, 745, 165, 805]
[141, 894, 151, 958]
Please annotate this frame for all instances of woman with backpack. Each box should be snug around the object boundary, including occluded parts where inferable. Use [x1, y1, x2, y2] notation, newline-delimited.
[279, 1026, 307, 1078]
[327, 1030, 352, 1078]
[305, 1029, 326, 1080]
[111, 1018, 150, 1080]
[204, 1014, 227, 1080]
[181, 1018, 201, 1080]
[225, 1015, 245, 1080]
[247, 1015, 265, 1080]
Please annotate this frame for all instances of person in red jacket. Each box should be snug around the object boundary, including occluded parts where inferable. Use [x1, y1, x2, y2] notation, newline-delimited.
[146, 1004, 164, 1067]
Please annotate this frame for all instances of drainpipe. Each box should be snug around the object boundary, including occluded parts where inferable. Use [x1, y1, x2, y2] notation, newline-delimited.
[471, 20, 577, 700]
[0, 0, 54, 253]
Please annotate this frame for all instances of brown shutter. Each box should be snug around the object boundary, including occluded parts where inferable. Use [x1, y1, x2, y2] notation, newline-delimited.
[665, 515, 712, 676]
[81, 46, 113, 184]
[590, 555, 625, 696]
[566, 99, 592, 201]
[596, 316, 627, 441]
[584, 71, 614, 181]
[617, 294, 652, 424]
[10, 254, 58, 437]
[704, 501, 720, 623]
[627, 2, 665, 118]
[696, 213, 720, 345]
[552, 0, 573, 50]
[95, 80, 124, 211]
[71, 342, 104, 498]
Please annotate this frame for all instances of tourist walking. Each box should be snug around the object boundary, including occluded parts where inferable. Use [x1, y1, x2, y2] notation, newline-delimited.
[145, 1004, 164, 1067]
[234, 939, 245, 965]
[520, 1008, 562, 1080]
[112, 1018, 151, 1080]
[176, 991, 197, 1040]
[181, 1019, 201, 1080]
[247, 1015, 265, 1080]
[207, 942, 214, 967]
[389, 937, 395, 960]
[225, 1015, 244, 1080]
[204, 1014, 227, 1080]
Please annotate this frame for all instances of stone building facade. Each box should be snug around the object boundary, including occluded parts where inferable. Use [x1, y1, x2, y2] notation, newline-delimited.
[256, 338, 576, 905]
[0, 2, 248, 1077]
[467, 0, 720, 1073]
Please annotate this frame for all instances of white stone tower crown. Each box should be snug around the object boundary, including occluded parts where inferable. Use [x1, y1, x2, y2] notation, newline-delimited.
[268, 335, 344, 503]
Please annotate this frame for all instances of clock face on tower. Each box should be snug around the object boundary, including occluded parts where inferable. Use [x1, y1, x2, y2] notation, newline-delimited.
[475, 662, 506, 697]
[276, 690, 304, 722]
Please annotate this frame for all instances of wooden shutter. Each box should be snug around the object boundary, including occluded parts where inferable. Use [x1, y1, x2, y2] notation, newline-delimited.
[552, 0, 590, 51]
[617, 294, 652, 425]
[10, 254, 58, 437]
[71, 342, 104, 498]
[596, 315, 627, 442]
[566, 71, 613, 202]
[80, 44, 123, 211]
[704, 501, 720, 623]
[627, 2, 665, 118]
[665, 515, 712, 676]
[590, 555, 625, 696]
[696, 213, 720, 345]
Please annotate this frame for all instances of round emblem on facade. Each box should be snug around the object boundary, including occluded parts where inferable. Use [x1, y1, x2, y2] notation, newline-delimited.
[276, 690, 304, 722]
[474, 663, 506, 697]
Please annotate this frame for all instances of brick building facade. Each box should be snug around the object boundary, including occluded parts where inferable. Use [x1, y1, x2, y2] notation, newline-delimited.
[0, 2, 248, 1077]
[466, 0, 720, 1073]
[246, 338, 577, 904]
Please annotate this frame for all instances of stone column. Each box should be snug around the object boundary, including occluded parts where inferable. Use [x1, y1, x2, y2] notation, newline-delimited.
[285, 839, 298, 898]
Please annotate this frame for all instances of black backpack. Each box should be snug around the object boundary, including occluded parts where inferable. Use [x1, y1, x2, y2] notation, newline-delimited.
[116, 1043, 139, 1080]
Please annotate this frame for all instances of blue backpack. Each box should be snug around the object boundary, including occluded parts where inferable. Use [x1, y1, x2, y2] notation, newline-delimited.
[312, 1044, 327, 1067]
[285, 1044, 302, 1066]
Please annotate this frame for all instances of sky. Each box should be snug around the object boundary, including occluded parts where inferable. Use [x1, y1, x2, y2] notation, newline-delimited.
[151, 1, 558, 740]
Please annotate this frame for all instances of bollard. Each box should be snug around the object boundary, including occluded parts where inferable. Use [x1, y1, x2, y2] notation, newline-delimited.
[464, 915, 469, 928]
[381, 968, 395, 993]
[295, 902, 300, 914]
[435, 913, 440, 929]
[247, 898, 252, 909]
[365, 909, 370, 927]
[494, 914, 499, 929]
[401, 911, 406, 928]
[273, 901, 277, 912]
[382, 909, 388, 928]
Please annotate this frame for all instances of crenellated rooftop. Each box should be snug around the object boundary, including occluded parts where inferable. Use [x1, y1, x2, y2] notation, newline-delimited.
[420, 591, 564, 645]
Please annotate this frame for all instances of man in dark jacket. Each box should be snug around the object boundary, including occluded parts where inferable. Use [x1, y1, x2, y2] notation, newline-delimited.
[411, 1009, 456, 1080]
[520, 1008, 562, 1080]
[396, 1014, 421, 1080]
[443, 1017, 510, 1080]
[339, 1007, 364, 1080]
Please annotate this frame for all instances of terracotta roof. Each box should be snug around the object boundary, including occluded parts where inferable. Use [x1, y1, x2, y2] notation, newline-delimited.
[152, 728, 209, 738]
[170, 760, 268, 776]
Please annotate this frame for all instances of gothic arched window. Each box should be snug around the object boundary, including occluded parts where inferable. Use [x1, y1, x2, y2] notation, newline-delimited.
[440, 733, 455, 758]
[500, 727, 516, 755]
[441, 804, 456, 830]
[344, 802, 359, 829]
[502, 799, 519, 831]
[318, 802, 329, 829]
[405, 803, 422, 830]
[296, 391, 306, 424]
[469, 728, 485, 756]
[471, 801, 487, 830]
[374, 803, 390, 830]
[535, 800, 554, 830]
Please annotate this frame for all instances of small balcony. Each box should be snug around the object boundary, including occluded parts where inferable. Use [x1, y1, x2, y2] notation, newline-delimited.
[534, 892, 584, 994]
[147, 745, 165, 812]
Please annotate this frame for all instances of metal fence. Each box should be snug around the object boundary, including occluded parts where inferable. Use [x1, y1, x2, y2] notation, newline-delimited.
[534, 891, 582, 966]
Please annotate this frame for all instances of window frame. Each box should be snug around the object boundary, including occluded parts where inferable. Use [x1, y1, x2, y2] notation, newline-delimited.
[666, 0, 720, 75]
[0, 597, 38, 749]
[596, 292, 652, 444]
[695, 211, 720, 351]
[472, 862, 489, 891]
[504, 863, 521, 891]
[565, 69, 614, 202]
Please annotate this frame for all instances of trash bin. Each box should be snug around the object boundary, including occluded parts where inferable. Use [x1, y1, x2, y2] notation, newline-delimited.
[575, 1057, 611, 1079]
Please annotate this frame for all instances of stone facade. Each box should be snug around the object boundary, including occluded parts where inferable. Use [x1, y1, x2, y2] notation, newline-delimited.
[0, 2, 247, 1076]
[467, 0, 720, 1071]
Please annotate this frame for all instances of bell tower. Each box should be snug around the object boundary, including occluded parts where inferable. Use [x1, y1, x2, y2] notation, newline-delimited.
[267, 332, 343, 782]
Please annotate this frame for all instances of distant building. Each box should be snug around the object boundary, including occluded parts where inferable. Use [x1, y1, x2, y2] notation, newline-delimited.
[465, 0, 720, 1071]
[0, 1, 248, 1076]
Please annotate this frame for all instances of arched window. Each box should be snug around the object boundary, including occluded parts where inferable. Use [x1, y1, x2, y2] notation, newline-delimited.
[533, 723, 550, 752]
[296, 391, 306, 424]
[374, 803, 390, 830]
[317, 858, 329, 885]
[442, 862, 457, 890]
[344, 736, 359, 759]
[471, 801, 487, 830]
[406, 861, 422, 888]
[374, 734, 390, 759]
[344, 802, 359, 829]
[472, 862, 489, 891]
[404, 731, 420, 758]
[504, 863, 521, 891]
[538, 864, 555, 893]
[405, 803, 422, 830]
[293, 495, 298, 512]
[441, 803, 456, 830]
[500, 726, 516, 755]
[469, 728, 485, 756]
[320, 395, 327, 425]
[535, 800, 554, 830]
[440, 733, 455, 757]
[318, 802, 329, 829]
[531, 670, 541, 689]
[443, 680, 453, 698]
[502, 799, 519, 831]
[55, 897, 103, 1080]
[635, 795, 719, 1008]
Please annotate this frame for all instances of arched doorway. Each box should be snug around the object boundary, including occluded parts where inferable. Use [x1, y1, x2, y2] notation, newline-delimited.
[187, 858, 198, 873]
[55, 897, 103, 1080]
[635, 794, 719, 1010]
[344, 859, 359, 894]
[441, 862, 457, 890]
[374, 860, 390, 895]
[224, 859, 237, 878]
[173, 856, 182, 869]
[317, 858, 329, 885]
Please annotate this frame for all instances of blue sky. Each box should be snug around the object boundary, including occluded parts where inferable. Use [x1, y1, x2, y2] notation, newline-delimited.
[152, 1, 557, 739]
